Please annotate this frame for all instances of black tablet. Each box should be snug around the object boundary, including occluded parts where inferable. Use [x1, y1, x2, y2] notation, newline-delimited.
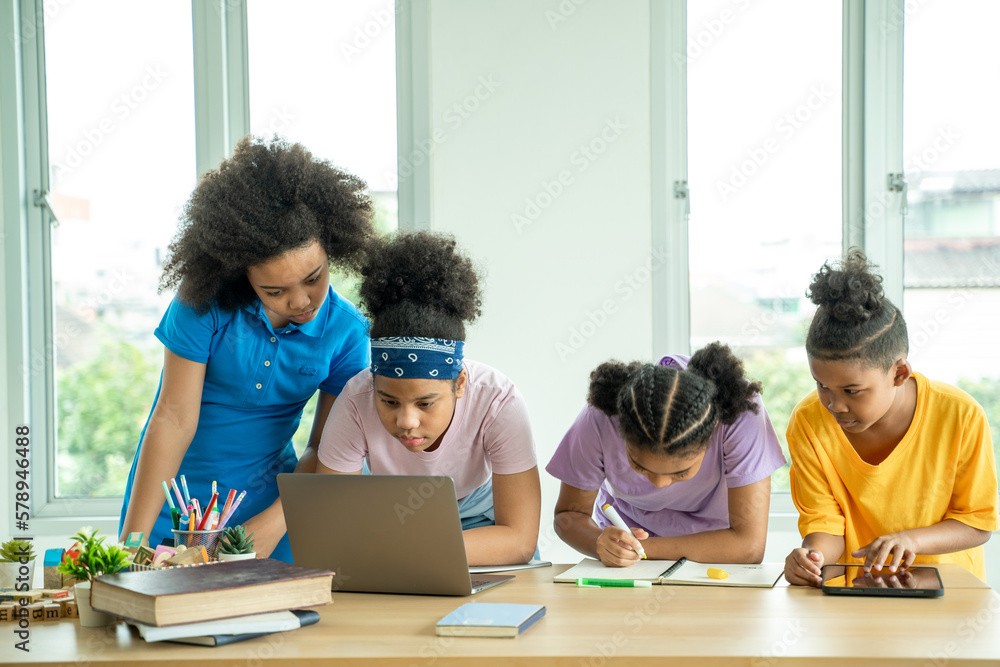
[821, 564, 944, 597]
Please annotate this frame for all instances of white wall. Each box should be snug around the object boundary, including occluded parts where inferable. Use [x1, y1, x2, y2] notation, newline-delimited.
[424, 0, 654, 562]
[418, 0, 1000, 589]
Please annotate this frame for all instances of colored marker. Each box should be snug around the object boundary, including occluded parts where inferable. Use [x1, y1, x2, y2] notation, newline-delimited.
[602, 503, 647, 560]
[170, 507, 181, 530]
[192, 499, 202, 526]
[170, 478, 185, 510]
[199, 491, 219, 530]
[217, 490, 246, 531]
[179, 474, 191, 506]
[188, 508, 196, 531]
[161, 481, 176, 510]
[576, 578, 653, 588]
[219, 489, 237, 524]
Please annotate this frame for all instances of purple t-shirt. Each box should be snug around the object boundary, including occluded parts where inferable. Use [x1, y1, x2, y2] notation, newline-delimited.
[545, 355, 786, 537]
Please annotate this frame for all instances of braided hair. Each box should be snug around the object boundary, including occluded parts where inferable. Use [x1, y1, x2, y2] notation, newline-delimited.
[805, 248, 909, 370]
[588, 342, 762, 457]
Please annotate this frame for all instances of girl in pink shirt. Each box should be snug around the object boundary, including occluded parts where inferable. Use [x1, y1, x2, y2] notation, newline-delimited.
[317, 232, 540, 566]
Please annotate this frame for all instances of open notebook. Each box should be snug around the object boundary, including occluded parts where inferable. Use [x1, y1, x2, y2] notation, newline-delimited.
[554, 558, 784, 588]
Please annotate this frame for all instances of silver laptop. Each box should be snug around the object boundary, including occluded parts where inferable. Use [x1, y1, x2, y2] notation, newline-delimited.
[278, 473, 514, 596]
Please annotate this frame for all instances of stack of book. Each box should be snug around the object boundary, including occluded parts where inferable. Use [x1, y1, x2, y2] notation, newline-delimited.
[89, 559, 332, 646]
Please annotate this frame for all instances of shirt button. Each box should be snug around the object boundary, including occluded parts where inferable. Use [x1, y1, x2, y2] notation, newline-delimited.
[255, 383, 262, 390]
[270, 337, 276, 343]
[264, 360, 271, 367]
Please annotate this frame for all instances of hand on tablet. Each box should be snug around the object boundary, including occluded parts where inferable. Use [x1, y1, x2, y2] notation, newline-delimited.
[851, 532, 917, 574]
[784, 548, 824, 587]
[850, 567, 918, 589]
[596, 526, 649, 567]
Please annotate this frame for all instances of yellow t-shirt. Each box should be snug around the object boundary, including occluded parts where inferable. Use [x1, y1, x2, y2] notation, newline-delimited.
[788, 372, 999, 580]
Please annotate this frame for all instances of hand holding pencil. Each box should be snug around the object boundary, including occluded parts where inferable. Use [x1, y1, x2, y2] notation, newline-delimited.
[596, 503, 649, 567]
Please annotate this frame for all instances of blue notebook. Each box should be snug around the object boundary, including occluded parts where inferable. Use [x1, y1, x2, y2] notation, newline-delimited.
[435, 603, 545, 638]
[134, 609, 320, 646]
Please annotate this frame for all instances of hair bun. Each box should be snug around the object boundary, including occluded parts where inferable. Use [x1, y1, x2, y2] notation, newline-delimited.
[807, 248, 885, 324]
[587, 361, 644, 416]
[359, 231, 482, 324]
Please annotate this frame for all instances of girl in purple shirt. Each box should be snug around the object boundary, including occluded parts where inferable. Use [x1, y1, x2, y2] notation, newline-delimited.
[546, 343, 785, 566]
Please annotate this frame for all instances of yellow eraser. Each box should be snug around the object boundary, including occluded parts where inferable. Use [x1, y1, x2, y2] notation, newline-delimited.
[707, 567, 729, 580]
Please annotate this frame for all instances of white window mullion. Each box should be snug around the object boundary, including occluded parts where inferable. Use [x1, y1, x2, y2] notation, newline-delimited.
[843, 0, 865, 251]
[860, 0, 905, 305]
[4, 0, 68, 520]
[394, 0, 431, 230]
[192, 0, 250, 177]
[0, 0, 34, 535]
[650, 0, 690, 356]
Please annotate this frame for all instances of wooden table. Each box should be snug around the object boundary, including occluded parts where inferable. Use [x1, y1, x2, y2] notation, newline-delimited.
[2, 564, 998, 666]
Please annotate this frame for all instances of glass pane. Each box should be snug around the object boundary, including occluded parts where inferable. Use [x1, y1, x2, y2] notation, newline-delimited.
[687, 0, 843, 491]
[45, 2, 196, 497]
[903, 0, 1000, 485]
[248, 0, 398, 454]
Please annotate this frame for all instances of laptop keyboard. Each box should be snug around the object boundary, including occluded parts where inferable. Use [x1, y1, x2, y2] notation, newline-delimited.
[471, 576, 496, 589]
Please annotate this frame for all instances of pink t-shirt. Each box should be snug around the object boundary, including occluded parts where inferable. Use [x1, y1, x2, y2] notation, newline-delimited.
[318, 359, 537, 499]
[545, 355, 786, 537]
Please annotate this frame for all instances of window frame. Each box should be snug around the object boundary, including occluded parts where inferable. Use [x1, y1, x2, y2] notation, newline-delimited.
[1, 0, 920, 531]
[0, 0, 251, 534]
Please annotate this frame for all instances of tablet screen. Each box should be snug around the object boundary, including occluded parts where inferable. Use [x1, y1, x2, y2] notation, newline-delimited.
[821, 565, 944, 596]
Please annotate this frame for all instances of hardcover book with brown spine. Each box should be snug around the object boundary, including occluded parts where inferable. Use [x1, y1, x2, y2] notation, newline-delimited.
[89, 559, 333, 626]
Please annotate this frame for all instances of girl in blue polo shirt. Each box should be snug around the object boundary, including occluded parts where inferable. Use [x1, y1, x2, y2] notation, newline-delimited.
[118, 137, 375, 561]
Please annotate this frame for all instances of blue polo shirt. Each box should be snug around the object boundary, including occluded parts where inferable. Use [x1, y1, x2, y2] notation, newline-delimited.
[119, 285, 369, 562]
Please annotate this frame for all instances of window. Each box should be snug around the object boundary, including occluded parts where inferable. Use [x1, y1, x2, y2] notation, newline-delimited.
[43, 1, 196, 505]
[686, 0, 843, 491]
[902, 0, 1000, 484]
[247, 0, 398, 452]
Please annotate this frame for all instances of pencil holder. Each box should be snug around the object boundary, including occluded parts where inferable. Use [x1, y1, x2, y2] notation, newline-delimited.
[171, 528, 225, 558]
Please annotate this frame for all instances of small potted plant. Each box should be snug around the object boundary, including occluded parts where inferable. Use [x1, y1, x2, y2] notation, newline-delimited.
[56, 529, 131, 627]
[217, 524, 256, 561]
[0, 538, 36, 590]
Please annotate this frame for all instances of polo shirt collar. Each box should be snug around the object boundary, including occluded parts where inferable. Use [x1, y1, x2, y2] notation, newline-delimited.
[243, 286, 331, 338]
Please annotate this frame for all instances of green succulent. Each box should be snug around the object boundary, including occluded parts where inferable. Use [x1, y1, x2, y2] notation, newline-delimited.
[56, 529, 131, 582]
[0, 538, 36, 563]
[218, 525, 256, 555]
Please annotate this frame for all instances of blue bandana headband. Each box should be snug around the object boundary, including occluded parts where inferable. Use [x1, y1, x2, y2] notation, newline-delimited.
[370, 337, 464, 379]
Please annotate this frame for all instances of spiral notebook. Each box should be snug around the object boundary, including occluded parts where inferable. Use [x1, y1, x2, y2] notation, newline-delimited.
[554, 558, 784, 588]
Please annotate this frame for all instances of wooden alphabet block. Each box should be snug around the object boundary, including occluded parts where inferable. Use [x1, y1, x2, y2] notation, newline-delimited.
[42, 603, 61, 621]
[28, 603, 45, 622]
[61, 599, 77, 619]
[43, 549, 65, 589]
[0, 602, 14, 622]
[133, 545, 155, 566]
[15, 590, 43, 603]
[125, 532, 144, 548]
[0, 590, 18, 603]
[43, 566, 63, 589]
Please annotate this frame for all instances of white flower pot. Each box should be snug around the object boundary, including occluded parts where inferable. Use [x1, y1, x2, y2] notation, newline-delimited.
[217, 552, 256, 562]
[74, 581, 112, 628]
[0, 559, 34, 590]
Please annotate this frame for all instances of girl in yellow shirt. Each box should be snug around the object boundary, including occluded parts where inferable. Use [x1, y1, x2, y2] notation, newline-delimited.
[784, 250, 998, 586]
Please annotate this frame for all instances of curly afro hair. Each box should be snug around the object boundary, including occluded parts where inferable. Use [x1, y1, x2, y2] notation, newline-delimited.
[359, 231, 483, 340]
[587, 342, 762, 457]
[805, 248, 908, 370]
[159, 135, 375, 312]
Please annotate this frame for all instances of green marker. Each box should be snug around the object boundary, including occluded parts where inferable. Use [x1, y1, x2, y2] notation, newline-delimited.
[576, 578, 653, 588]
